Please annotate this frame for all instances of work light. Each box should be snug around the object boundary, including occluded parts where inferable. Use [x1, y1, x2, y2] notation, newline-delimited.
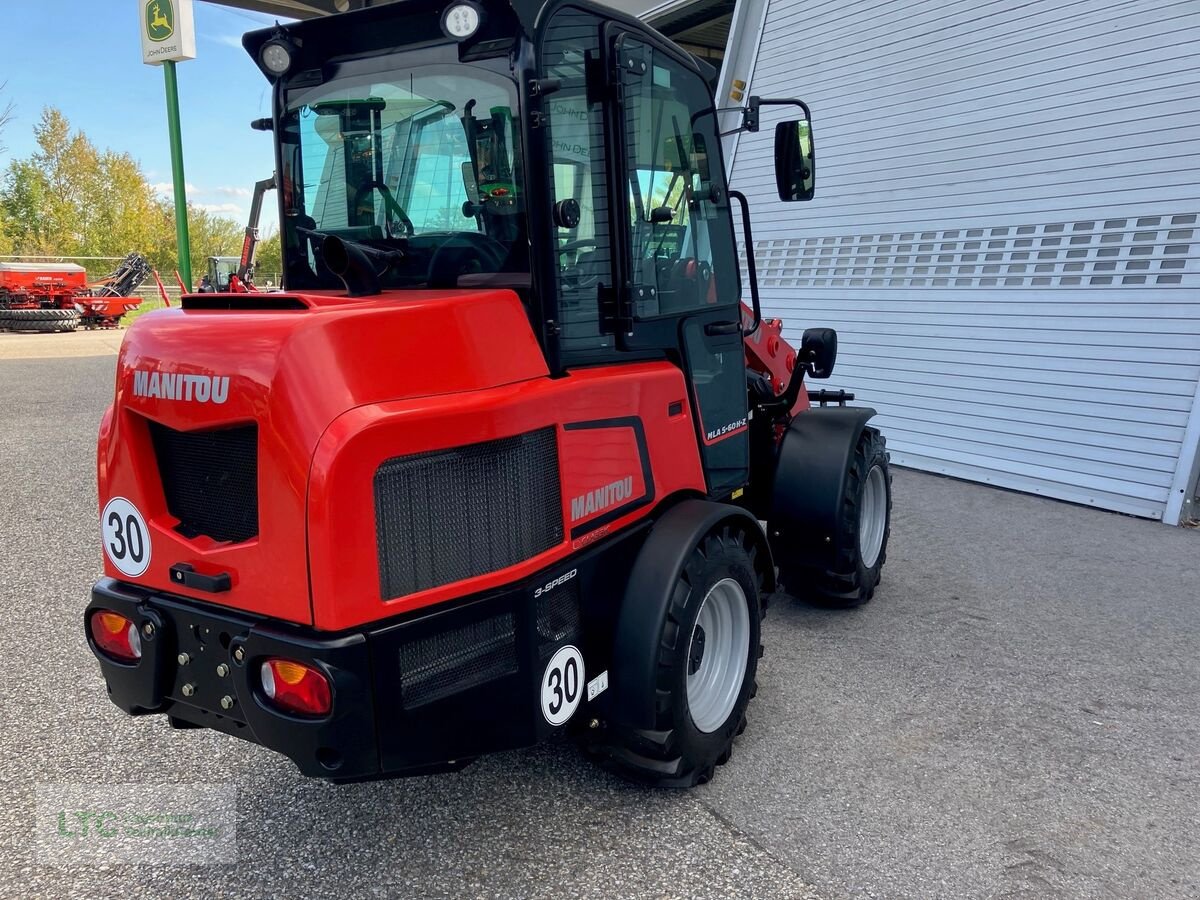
[441, 2, 484, 39]
[260, 38, 295, 76]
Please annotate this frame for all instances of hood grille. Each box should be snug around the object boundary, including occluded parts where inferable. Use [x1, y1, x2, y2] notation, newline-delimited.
[374, 427, 562, 599]
[149, 421, 259, 544]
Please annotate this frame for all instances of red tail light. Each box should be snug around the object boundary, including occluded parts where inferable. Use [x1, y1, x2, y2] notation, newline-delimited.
[89, 610, 143, 662]
[260, 658, 332, 717]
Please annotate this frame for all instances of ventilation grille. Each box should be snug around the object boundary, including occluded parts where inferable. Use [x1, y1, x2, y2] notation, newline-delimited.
[753, 213, 1197, 289]
[536, 582, 582, 658]
[374, 428, 563, 600]
[398, 611, 517, 709]
[148, 421, 259, 544]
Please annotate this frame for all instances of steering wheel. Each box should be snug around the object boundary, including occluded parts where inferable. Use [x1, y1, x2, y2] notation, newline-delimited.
[427, 232, 509, 288]
[353, 180, 415, 238]
[558, 239, 601, 291]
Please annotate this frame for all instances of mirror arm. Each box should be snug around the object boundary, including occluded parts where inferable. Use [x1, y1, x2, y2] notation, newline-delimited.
[728, 189, 761, 337]
[714, 97, 812, 136]
[751, 97, 812, 119]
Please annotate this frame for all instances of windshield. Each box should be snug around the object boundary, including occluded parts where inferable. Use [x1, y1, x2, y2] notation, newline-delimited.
[280, 60, 527, 291]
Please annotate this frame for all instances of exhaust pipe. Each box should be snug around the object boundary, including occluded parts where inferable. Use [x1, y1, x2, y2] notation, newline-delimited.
[321, 235, 389, 298]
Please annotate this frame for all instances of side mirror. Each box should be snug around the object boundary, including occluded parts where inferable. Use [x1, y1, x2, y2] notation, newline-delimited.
[775, 118, 815, 202]
[800, 327, 836, 378]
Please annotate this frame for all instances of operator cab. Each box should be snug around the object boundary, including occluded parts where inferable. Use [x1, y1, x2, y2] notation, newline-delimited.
[279, 68, 528, 291]
[198, 256, 240, 293]
[246, 0, 815, 496]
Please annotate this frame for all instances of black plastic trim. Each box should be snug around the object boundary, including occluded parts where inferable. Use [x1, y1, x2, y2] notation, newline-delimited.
[85, 520, 655, 781]
[169, 563, 231, 594]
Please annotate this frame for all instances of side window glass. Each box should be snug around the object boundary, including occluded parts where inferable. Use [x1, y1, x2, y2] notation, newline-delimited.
[619, 37, 738, 318]
[542, 9, 615, 355]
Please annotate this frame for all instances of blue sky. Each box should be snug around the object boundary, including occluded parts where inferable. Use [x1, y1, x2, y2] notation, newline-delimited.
[0, 0, 287, 232]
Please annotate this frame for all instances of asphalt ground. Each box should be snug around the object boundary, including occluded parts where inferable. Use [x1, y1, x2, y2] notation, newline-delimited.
[2, 347, 1198, 898]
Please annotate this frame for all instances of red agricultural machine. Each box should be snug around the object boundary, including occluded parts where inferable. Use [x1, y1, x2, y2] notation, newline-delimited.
[85, 0, 892, 787]
[0, 253, 157, 332]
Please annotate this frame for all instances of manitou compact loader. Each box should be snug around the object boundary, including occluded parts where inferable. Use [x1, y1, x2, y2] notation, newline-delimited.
[85, 0, 891, 786]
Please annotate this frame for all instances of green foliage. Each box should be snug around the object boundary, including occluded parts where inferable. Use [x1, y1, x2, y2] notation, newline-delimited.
[186, 205, 244, 276]
[0, 106, 244, 283]
[255, 229, 282, 282]
[0, 80, 14, 155]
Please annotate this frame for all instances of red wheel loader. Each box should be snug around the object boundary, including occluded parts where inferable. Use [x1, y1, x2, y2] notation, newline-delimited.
[85, 0, 891, 786]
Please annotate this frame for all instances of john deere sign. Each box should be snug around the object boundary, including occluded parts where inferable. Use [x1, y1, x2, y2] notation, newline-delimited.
[146, 0, 174, 41]
[139, 0, 195, 65]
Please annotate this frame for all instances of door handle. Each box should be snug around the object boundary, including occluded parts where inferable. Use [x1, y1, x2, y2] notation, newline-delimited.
[704, 320, 741, 336]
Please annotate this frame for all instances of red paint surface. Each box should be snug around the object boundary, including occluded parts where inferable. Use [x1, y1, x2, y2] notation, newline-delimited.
[98, 289, 707, 630]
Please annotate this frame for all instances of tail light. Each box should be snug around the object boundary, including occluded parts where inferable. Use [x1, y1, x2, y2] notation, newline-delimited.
[89, 610, 143, 662]
[260, 658, 332, 717]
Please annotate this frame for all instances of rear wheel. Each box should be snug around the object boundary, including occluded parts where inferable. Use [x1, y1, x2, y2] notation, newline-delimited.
[809, 426, 892, 607]
[600, 526, 763, 787]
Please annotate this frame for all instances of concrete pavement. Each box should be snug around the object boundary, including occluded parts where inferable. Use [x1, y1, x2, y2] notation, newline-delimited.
[2, 352, 1197, 898]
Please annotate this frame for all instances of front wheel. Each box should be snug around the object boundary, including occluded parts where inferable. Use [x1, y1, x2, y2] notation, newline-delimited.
[810, 426, 892, 607]
[599, 526, 763, 787]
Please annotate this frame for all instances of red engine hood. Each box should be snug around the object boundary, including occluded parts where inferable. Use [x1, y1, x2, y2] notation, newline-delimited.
[97, 289, 548, 625]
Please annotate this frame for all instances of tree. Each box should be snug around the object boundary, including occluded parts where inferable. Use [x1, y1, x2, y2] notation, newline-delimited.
[0, 81, 14, 154]
[0, 108, 138, 265]
[255, 229, 282, 282]
[0, 106, 247, 282]
[184, 205, 244, 278]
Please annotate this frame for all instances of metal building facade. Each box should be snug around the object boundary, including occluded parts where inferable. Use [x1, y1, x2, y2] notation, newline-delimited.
[721, 0, 1200, 523]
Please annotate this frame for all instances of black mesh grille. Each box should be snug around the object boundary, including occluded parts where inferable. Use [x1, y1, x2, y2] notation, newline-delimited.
[536, 583, 582, 658]
[149, 421, 259, 544]
[398, 612, 517, 709]
[374, 428, 563, 599]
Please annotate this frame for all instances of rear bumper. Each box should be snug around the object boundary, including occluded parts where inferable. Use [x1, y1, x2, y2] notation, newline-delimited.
[85, 526, 643, 779]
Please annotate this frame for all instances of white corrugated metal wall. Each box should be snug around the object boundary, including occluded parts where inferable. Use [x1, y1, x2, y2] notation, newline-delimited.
[725, 0, 1200, 523]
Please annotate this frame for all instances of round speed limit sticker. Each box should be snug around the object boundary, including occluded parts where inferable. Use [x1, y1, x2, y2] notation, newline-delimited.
[540, 645, 584, 726]
[101, 497, 151, 577]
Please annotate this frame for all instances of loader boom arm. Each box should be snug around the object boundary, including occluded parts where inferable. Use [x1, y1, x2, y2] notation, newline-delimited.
[237, 174, 277, 283]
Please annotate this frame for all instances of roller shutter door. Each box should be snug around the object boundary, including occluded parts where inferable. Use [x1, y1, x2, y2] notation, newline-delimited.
[727, 0, 1200, 521]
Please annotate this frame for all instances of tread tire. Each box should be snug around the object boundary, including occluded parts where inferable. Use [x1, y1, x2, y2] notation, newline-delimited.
[807, 426, 892, 608]
[599, 525, 764, 787]
[1, 307, 77, 321]
[0, 315, 77, 333]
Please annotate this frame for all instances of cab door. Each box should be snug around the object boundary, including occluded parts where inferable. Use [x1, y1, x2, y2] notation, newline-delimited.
[610, 30, 748, 496]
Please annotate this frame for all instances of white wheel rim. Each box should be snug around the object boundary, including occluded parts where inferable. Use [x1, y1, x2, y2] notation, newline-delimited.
[859, 463, 888, 569]
[686, 577, 751, 734]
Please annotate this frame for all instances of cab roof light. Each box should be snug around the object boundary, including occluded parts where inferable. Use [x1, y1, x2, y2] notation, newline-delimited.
[441, 2, 485, 40]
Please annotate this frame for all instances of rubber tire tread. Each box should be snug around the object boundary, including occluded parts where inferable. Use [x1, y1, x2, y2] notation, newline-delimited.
[1, 307, 77, 321]
[0, 315, 79, 333]
[599, 525, 765, 787]
[808, 426, 892, 609]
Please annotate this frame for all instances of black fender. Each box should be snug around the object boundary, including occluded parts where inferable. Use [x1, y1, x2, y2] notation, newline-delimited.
[768, 405, 876, 571]
[609, 499, 774, 730]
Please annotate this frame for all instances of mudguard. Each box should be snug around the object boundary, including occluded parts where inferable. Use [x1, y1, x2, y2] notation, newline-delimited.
[608, 499, 775, 730]
[769, 405, 876, 571]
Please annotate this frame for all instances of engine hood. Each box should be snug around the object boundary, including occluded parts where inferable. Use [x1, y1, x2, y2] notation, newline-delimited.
[98, 288, 547, 625]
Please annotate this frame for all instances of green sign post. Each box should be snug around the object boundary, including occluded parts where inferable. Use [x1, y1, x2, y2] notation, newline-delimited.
[139, 0, 197, 290]
[161, 60, 192, 292]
